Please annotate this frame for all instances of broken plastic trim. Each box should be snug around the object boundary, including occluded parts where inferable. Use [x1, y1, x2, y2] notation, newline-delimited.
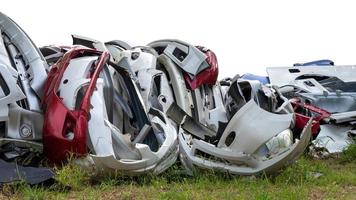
[42, 47, 110, 163]
[148, 39, 209, 76]
[291, 98, 331, 138]
[183, 46, 219, 90]
[178, 101, 312, 175]
[0, 159, 54, 185]
[0, 12, 48, 100]
[167, 102, 215, 139]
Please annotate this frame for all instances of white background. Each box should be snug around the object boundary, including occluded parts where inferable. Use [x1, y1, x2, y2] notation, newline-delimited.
[2, 0, 356, 78]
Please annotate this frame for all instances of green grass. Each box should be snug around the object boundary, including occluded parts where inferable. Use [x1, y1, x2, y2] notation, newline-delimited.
[1, 153, 356, 200]
[339, 143, 356, 163]
[54, 161, 91, 190]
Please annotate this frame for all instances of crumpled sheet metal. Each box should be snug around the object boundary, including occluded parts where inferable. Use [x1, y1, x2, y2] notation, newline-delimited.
[178, 101, 312, 175]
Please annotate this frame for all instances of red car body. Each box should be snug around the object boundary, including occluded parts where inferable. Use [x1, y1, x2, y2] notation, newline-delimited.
[184, 47, 219, 90]
[291, 98, 330, 138]
[42, 47, 109, 163]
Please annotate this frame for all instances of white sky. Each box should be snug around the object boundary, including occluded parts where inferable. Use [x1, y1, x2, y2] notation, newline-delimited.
[3, 0, 356, 78]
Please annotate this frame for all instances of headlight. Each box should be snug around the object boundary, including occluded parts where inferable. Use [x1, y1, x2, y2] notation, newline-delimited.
[256, 129, 293, 158]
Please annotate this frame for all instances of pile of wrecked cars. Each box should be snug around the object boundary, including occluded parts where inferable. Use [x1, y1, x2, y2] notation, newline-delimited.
[0, 12, 353, 185]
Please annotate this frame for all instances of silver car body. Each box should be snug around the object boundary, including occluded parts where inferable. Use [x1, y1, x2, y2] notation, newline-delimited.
[0, 13, 47, 159]
[57, 48, 178, 175]
[148, 39, 311, 175]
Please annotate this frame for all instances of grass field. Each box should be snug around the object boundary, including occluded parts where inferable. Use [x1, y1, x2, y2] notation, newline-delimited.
[1, 144, 355, 200]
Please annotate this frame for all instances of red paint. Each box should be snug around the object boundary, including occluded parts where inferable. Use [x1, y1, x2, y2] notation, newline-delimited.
[291, 98, 331, 138]
[184, 46, 219, 90]
[42, 47, 109, 163]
